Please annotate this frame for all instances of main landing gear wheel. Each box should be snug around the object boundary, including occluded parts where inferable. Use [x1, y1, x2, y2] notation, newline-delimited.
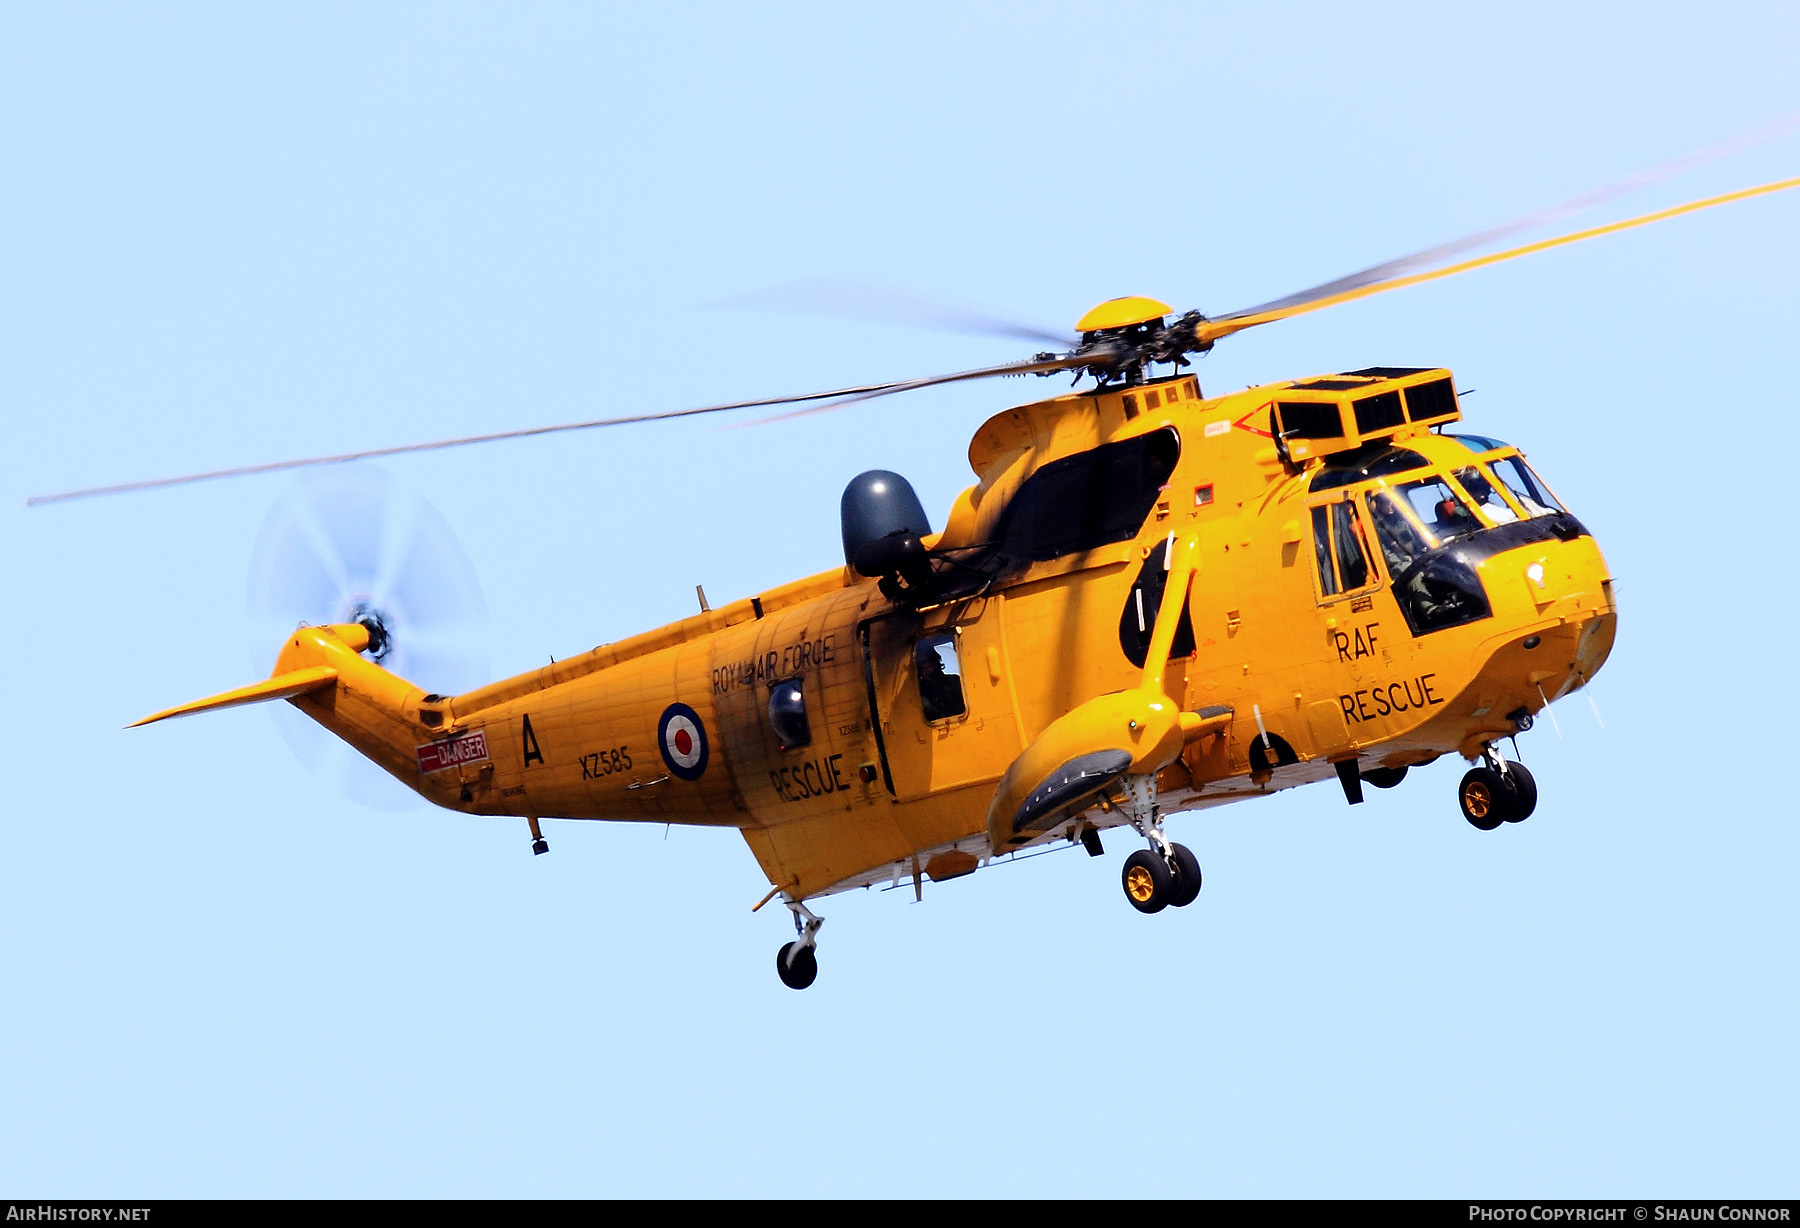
[776, 942, 818, 990]
[1168, 842, 1203, 908]
[1459, 760, 1537, 830]
[1122, 849, 1174, 914]
[774, 896, 823, 989]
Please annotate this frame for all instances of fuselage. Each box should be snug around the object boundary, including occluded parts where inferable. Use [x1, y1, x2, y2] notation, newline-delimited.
[277, 366, 1616, 900]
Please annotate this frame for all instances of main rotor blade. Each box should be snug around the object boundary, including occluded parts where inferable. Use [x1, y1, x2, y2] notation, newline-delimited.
[26, 358, 1080, 507]
[736, 351, 1089, 427]
[1222, 110, 1800, 321]
[1197, 173, 1800, 346]
[713, 276, 1076, 347]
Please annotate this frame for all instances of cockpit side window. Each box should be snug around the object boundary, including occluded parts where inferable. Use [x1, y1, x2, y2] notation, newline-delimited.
[1366, 490, 1433, 575]
[1487, 455, 1564, 518]
[1332, 501, 1372, 591]
[1312, 499, 1375, 599]
[1312, 506, 1339, 597]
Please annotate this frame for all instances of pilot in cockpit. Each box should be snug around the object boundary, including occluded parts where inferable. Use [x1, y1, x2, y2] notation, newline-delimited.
[1453, 465, 1519, 525]
[1433, 495, 1480, 540]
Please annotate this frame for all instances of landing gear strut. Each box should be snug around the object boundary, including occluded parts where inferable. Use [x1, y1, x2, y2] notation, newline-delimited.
[1459, 747, 1538, 830]
[1114, 775, 1202, 914]
[775, 898, 823, 990]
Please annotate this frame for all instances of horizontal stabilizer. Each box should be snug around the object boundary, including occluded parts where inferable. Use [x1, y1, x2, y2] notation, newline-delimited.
[129, 665, 339, 728]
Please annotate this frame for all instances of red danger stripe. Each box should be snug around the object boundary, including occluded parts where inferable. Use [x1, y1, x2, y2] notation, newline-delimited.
[416, 730, 490, 774]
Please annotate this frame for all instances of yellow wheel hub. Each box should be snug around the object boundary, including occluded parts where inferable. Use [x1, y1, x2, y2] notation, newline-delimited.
[1464, 782, 1493, 818]
[1125, 864, 1158, 903]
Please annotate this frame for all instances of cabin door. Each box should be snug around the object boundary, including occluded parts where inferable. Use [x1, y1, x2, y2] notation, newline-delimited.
[861, 595, 1023, 803]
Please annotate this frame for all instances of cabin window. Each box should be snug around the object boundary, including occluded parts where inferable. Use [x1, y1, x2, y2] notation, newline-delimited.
[767, 678, 811, 750]
[997, 427, 1180, 563]
[1118, 545, 1197, 667]
[915, 633, 966, 723]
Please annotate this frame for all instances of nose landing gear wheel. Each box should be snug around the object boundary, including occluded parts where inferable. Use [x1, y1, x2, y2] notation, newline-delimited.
[1500, 760, 1537, 822]
[776, 941, 818, 990]
[1122, 849, 1174, 913]
[1460, 759, 1537, 829]
[1459, 767, 1508, 830]
[1168, 843, 1203, 908]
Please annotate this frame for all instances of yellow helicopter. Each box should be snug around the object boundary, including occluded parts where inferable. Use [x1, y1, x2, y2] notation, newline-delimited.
[38, 172, 1799, 989]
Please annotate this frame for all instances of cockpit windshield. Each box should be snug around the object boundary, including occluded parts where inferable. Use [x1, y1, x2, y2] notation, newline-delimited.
[1486, 455, 1564, 517]
[1363, 484, 1493, 634]
[1451, 465, 1519, 524]
[1313, 435, 1582, 637]
[1393, 475, 1483, 544]
[1447, 434, 1565, 519]
[1449, 433, 1510, 454]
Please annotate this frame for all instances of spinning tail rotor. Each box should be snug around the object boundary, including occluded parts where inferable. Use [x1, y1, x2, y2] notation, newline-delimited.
[246, 465, 488, 810]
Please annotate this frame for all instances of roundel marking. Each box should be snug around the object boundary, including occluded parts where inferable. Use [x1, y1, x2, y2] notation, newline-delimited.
[657, 702, 709, 781]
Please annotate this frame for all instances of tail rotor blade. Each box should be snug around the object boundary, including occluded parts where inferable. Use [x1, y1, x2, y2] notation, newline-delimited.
[246, 464, 489, 811]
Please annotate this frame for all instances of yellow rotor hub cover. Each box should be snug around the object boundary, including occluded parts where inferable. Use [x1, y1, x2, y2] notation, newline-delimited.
[1075, 296, 1173, 332]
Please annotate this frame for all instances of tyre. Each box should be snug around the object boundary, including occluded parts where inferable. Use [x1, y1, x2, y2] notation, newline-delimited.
[1122, 849, 1174, 913]
[1168, 843, 1203, 908]
[776, 941, 818, 990]
[1501, 760, 1537, 822]
[1459, 767, 1508, 831]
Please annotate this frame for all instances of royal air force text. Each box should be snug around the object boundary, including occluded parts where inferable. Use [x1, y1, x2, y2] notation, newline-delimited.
[714, 633, 836, 695]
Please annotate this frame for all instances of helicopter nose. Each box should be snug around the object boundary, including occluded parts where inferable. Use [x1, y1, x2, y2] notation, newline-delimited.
[1450, 536, 1616, 752]
[1490, 535, 1615, 623]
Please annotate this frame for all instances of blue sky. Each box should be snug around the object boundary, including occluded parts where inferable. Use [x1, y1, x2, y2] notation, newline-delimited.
[4, 1, 1798, 1196]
